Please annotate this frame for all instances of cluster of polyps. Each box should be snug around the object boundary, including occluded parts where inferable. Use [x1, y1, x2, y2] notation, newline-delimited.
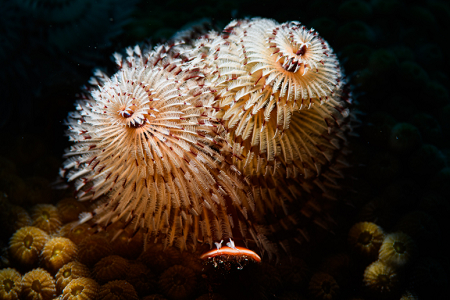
[62, 18, 353, 261]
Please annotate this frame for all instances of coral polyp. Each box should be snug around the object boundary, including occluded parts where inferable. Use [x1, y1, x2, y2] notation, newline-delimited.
[93, 255, 129, 283]
[98, 280, 138, 300]
[348, 222, 384, 259]
[138, 244, 180, 273]
[57, 198, 87, 224]
[60, 222, 93, 245]
[308, 272, 339, 300]
[21, 268, 56, 300]
[31, 204, 62, 234]
[41, 237, 78, 274]
[77, 235, 113, 266]
[61, 277, 99, 300]
[0, 268, 21, 300]
[158, 265, 197, 300]
[8, 226, 49, 267]
[363, 260, 399, 294]
[55, 261, 91, 294]
[125, 262, 156, 297]
[378, 232, 416, 267]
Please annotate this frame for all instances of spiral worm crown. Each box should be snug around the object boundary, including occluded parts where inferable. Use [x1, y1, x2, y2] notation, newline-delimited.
[62, 44, 267, 252]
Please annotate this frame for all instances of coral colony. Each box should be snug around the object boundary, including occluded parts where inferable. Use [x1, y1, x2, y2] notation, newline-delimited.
[61, 18, 352, 262]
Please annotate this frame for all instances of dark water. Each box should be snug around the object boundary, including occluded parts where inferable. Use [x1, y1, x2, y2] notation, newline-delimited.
[0, 0, 449, 299]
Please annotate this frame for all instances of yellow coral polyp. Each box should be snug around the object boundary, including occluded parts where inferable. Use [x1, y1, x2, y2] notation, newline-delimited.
[379, 232, 416, 267]
[308, 272, 339, 300]
[60, 222, 93, 245]
[31, 204, 62, 234]
[55, 261, 91, 294]
[363, 260, 399, 294]
[41, 237, 78, 274]
[9, 226, 49, 267]
[21, 268, 56, 300]
[0, 268, 22, 300]
[348, 222, 385, 258]
[61, 277, 99, 300]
